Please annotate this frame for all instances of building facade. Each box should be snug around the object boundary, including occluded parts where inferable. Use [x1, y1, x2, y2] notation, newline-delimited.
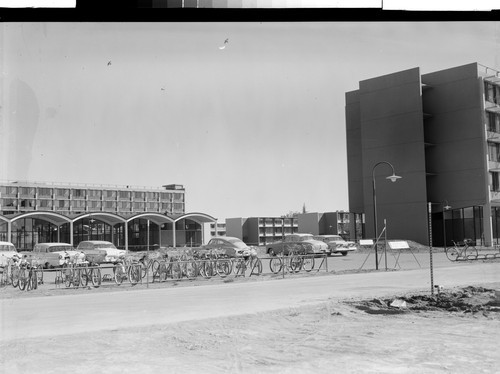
[297, 211, 363, 240]
[202, 221, 227, 240]
[346, 62, 499, 246]
[0, 181, 216, 250]
[226, 217, 299, 246]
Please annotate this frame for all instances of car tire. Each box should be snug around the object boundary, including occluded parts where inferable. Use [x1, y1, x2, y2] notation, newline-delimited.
[341, 252, 348, 256]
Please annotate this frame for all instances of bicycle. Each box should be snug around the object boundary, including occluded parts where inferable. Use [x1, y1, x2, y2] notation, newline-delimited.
[446, 239, 479, 261]
[197, 249, 232, 278]
[269, 251, 303, 275]
[233, 254, 263, 277]
[62, 261, 82, 288]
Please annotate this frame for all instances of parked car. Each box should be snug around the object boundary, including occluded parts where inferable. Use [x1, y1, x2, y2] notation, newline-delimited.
[198, 237, 257, 258]
[0, 241, 20, 267]
[313, 235, 357, 256]
[76, 240, 123, 263]
[266, 234, 330, 256]
[21, 243, 80, 269]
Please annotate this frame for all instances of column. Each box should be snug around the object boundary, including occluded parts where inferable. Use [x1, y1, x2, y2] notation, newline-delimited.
[70, 222, 74, 246]
[124, 222, 129, 251]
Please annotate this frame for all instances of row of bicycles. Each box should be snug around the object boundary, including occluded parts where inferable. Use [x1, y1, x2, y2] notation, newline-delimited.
[0, 248, 325, 290]
[0, 256, 44, 291]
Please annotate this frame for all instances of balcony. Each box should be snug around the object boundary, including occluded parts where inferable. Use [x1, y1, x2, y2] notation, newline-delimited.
[489, 160, 500, 171]
[487, 131, 500, 143]
[491, 190, 500, 202]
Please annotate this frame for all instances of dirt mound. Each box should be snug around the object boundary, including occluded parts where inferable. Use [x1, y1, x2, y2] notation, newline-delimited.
[349, 286, 500, 316]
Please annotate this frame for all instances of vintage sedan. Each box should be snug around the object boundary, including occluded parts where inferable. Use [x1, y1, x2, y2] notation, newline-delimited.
[22, 243, 80, 269]
[198, 236, 257, 258]
[266, 234, 330, 256]
[76, 240, 121, 263]
[313, 235, 357, 256]
[0, 241, 20, 267]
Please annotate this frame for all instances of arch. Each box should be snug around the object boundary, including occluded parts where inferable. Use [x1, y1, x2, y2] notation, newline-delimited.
[10, 211, 72, 226]
[73, 212, 126, 226]
[128, 212, 175, 226]
[174, 212, 217, 224]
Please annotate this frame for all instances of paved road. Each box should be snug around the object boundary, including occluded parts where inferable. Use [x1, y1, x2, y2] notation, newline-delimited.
[1, 261, 499, 342]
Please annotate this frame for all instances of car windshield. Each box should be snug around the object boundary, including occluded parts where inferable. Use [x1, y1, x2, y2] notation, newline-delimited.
[0, 244, 16, 252]
[49, 246, 74, 252]
[226, 238, 247, 249]
[299, 235, 314, 241]
[94, 243, 117, 249]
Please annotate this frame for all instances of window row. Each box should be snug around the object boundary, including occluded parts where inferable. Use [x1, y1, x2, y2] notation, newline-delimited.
[0, 187, 184, 202]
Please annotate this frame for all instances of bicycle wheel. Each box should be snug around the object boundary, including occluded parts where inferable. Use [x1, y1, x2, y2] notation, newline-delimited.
[80, 266, 89, 287]
[203, 261, 215, 278]
[18, 268, 27, 291]
[64, 267, 72, 288]
[302, 255, 315, 272]
[31, 269, 38, 290]
[128, 264, 141, 285]
[233, 258, 246, 276]
[250, 257, 263, 276]
[158, 262, 168, 282]
[269, 257, 283, 274]
[466, 246, 478, 259]
[185, 260, 198, 279]
[11, 267, 20, 288]
[36, 267, 44, 285]
[151, 260, 161, 282]
[73, 268, 81, 288]
[289, 255, 302, 273]
[216, 259, 232, 277]
[445, 247, 459, 261]
[91, 267, 101, 287]
[114, 264, 125, 285]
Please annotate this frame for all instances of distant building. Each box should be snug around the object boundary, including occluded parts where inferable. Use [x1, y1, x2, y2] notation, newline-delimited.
[297, 211, 363, 240]
[0, 180, 215, 250]
[346, 62, 499, 246]
[202, 221, 227, 243]
[226, 217, 298, 246]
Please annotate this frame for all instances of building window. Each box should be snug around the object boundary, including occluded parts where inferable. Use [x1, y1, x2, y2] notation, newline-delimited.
[56, 189, 69, 198]
[488, 143, 500, 162]
[486, 111, 500, 132]
[119, 191, 130, 200]
[485, 82, 500, 104]
[38, 188, 52, 197]
[105, 190, 116, 198]
[490, 172, 500, 192]
[73, 189, 85, 198]
[39, 200, 53, 208]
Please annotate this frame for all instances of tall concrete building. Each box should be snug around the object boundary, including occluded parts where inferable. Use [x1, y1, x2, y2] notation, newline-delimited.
[346, 62, 498, 246]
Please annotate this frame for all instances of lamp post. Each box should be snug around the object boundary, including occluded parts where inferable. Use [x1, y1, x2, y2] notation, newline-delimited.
[372, 161, 402, 270]
[427, 201, 451, 295]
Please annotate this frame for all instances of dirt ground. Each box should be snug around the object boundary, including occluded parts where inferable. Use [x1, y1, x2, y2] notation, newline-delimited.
[1, 283, 499, 374]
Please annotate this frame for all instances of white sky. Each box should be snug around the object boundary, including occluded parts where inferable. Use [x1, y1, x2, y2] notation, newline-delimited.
[2, 22, 500, 220]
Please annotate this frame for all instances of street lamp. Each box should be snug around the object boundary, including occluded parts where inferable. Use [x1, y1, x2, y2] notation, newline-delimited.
[372, 161, 402, 270]
[427, 201, 452, 295]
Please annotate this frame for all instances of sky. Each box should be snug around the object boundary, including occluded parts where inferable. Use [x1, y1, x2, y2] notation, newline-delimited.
[2, 21, 500, 220]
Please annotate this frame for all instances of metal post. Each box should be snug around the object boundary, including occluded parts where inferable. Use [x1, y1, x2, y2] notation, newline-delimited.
[384, 219, 388, 271]
[428, 202, 434, 295]
[372, 176, 379, 270]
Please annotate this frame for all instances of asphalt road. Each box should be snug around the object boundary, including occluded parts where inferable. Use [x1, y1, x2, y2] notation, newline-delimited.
[1, 260, 499, 342]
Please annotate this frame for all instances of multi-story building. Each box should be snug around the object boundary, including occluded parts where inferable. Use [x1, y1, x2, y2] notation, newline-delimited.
[346, 62, 499, 246]
[297, 211, 364, 240]
[202, 221, 227, 242]
[226, 216, 298, 246]
[0, 180, 216, 250]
